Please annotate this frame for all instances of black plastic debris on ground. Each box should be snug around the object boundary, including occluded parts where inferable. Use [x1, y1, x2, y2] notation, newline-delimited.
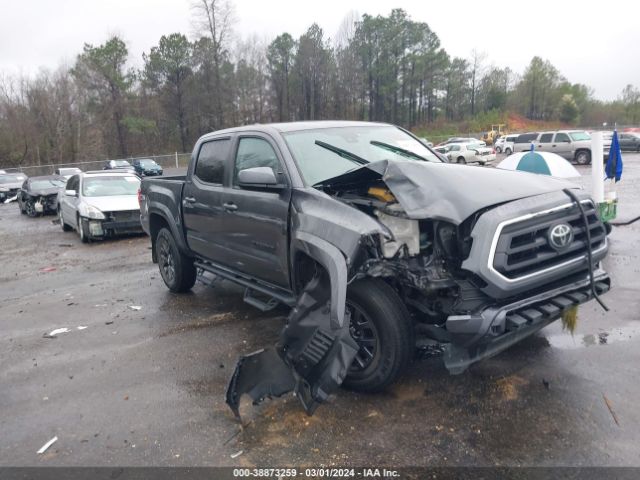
[226, 273, 358, 420]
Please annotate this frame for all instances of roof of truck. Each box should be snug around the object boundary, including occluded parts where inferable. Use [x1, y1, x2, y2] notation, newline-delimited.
[200, 121, 395, 139]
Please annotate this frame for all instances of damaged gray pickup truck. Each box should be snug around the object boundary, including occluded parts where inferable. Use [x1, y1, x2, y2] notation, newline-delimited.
[140, 121, 610, 417]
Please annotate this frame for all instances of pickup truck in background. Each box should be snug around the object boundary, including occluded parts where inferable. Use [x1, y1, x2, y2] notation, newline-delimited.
[140, 121, 610, 417]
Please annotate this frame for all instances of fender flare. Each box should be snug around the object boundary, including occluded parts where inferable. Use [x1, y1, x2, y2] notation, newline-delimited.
[148, 204, 190, 259]
[291, 231, 348, 329]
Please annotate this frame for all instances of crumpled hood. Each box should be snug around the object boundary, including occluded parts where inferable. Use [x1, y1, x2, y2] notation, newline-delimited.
[84, 195, 139, 212]
[317, 160, 578, 224]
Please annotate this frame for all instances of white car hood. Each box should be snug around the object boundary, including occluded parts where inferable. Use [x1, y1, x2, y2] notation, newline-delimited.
[84, 195, 139, 212]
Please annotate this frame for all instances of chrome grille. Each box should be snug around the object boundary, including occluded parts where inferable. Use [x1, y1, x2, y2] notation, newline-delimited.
[493, 202, 606, 279]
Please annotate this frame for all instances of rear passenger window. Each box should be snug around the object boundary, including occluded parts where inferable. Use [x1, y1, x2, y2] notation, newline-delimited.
[233, 137, 280, 185]
[539, 133, 553, 143]
[195, 139, 231, 184]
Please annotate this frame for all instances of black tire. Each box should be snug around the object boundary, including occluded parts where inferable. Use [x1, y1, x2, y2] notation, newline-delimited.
[343, 278, 414, 393]
[495, 146, 502, 153]
[505, 147, 512, 155]
[155, 227, 197, 293]
[457, 156, 466, 164]
[19, 200, 26, 215]
[59, 208, 72, 231]
[77, 216, 90, 243]
[575, 150, 591, 165]
[25, 200, 37, 217]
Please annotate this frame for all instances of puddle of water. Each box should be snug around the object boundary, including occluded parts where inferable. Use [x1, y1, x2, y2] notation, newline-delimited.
[546, 324, 640, 350]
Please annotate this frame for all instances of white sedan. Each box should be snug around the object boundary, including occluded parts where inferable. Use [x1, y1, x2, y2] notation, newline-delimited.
[441, 143, 496, 165]
[57, 171, 143, 242]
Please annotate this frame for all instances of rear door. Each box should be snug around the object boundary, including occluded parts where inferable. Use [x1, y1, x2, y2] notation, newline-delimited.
[220, 135, 292, 288]
[182, 136, 233, 263]
[536, 132, 554, 152]
[553, 132, 572, 159]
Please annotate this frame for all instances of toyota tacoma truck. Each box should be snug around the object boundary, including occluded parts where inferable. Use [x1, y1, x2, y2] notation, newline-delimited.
[139, 121, 610, 417]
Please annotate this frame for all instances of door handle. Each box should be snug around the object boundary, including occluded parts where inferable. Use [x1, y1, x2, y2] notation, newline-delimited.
[552, 144, 556, 147]
[223, 202, 238, 212]
[184, 196, 196, 204]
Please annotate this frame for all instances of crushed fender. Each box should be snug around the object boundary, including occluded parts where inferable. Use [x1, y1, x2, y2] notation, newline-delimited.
[226, 272, 358, 420]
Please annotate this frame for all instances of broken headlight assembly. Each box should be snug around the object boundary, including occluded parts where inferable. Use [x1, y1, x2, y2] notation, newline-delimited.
[79, 204, 105, 220]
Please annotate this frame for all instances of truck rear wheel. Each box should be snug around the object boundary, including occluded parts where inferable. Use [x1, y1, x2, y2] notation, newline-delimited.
[343, 278, 414, 392]
[156, 227, 197, 293]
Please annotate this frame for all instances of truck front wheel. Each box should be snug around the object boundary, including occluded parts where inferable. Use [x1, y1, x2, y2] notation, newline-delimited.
[156, 227, 197, 293]
[343, 278, 414, 392]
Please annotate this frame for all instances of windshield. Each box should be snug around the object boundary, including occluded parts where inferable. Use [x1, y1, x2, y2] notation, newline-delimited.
[283, 126, 441, 185]
[569, 131, 590, 141]
[0, 174, 27, 184]
[82, 176, 140, 197]
[113, 160, 131, 167]
[31, 179, 66, 189]
[139, 159, 157, 167]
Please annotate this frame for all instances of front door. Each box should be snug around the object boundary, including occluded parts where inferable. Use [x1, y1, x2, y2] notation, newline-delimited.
[220, 135, 292, 288]
[182, 136, 233, 264]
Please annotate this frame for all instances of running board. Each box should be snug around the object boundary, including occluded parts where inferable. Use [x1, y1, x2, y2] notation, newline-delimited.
[193, 260, 296, 307]
[243, 288, 280, 312]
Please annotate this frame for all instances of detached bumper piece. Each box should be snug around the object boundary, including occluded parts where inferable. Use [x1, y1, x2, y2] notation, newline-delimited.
[444, 272, 611, 374]
[226, 273, 358, 420]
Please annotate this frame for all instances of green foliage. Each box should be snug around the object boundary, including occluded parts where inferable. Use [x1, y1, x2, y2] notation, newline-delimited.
[121, 116, 156, 135]
[559, 94, 579, 123]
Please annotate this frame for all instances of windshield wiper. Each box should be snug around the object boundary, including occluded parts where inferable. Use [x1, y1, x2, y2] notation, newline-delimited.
[369, 140, 429, 162]
[314, 140, 369, 166]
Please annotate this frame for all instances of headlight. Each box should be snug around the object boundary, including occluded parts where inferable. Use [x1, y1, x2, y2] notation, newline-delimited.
[80, 204, 105, 220]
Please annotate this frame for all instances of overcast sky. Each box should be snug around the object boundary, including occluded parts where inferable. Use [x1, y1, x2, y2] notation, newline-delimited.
[1, 0, 637, 101]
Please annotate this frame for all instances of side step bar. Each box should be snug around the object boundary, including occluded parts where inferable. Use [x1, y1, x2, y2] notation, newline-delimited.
[194, 260, 296, 307]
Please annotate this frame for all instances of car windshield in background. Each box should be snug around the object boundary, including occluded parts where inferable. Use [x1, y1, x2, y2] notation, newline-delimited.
[113, 161, 131, 167]
[283, 126, 441, 185]
[569, 132, 591, 141]
[468, 143, 484, 150]
[139, 160, 157, 166]
[82, 176, 140, 197]
[0, 174, 27, 184]
[31, 179, 66, 189]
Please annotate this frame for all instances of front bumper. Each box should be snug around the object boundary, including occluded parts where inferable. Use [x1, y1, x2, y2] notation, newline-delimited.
[87, 219, 143, 238]
[443, 269, 610, 374]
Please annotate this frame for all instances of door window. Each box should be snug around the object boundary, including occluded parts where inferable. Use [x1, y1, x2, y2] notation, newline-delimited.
[233, 137, 281, 185]
[554, 133, 570, 143]
[539, 133, 553, 143]
[194, 139, 231, 184]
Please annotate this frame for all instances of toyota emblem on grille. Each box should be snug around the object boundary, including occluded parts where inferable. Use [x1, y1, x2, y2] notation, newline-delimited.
[549, 223, 573, 250]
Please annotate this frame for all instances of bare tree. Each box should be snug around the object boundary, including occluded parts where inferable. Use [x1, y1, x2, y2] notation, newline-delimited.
[469, 49, 487, 116]
[191, 0, 236, 127]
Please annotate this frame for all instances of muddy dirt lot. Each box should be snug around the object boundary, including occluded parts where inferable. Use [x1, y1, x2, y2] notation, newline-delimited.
[1, 158, 640, 467]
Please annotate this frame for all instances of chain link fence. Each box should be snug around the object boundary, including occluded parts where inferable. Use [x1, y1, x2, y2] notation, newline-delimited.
[0, 153, 192, 177]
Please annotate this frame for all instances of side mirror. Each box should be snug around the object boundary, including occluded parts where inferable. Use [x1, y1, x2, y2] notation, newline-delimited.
[65, 189, 77, 197]
[238, 167, 278, 187]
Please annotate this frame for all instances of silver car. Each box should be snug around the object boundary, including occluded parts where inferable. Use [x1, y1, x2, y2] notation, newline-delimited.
[57, 171, 143, 242]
